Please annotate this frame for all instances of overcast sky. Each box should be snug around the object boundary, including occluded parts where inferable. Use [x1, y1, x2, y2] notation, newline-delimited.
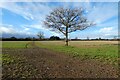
[0, 0, 118, 39]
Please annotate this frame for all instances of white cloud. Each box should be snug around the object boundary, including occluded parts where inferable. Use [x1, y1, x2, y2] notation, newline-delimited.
[1, 2, 117, 24]
[62, 2, 118, 28]
[0, 24, 35, 37]
[104, 33, 110, 36]
[0, 2, 33, 20]
[0, 27, 15, 34]
[22, 24, 47, 30]
[51, 32, 60, 36]
[0, 0, 119, 2]
[87, 3, 118, 25]
[0, 24, 16, 34]
[22, 24, 61, 37]
[0, 23, 62, 38]
[0, 2, 51, 21]
[24, 27, 30, 31]
[99, 27, 113, 33]
[97, 26, 118, 38]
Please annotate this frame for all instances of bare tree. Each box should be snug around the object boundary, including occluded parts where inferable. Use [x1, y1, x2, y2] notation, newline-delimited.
[87, 36, 89, 40]
[44, 7, 95, 46]
[114, 36, 117, 40]
[37, 31, 44, 40]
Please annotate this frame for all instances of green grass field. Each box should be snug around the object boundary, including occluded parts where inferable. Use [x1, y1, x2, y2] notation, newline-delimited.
[35, 41, 118, 65]
[2, 41, 118, 66]
[2, 41, 31, 48]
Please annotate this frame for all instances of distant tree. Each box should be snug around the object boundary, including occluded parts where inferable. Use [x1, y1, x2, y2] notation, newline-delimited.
[95, 38, 98, 40]
[99, 37, 101, 40]
[25, 37, 32, 41]
[87, 36, 89, 40]
[114, 36, 117, 40]
[49, 36, 60, 40]
[44, 7, 95, 46]
[37, 31, 44, 40]
[75, 37, 78, 40]
[10, 36, 17, 40]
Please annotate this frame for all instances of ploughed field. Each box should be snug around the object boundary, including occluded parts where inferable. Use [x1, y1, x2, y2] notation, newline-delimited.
[1, 41, 119, 79]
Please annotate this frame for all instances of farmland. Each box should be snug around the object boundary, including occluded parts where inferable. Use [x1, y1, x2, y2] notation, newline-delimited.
[2, 41, 119, 79]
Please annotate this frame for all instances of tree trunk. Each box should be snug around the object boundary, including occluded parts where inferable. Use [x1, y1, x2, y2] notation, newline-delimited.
[65, 27, 68, 46]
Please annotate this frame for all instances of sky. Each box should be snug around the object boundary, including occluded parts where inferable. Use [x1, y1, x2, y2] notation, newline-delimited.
[0, 0, 119, 39]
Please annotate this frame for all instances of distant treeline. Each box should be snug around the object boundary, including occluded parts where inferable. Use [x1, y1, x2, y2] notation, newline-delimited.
[71, 39, 120, 41]
[1, 36, 120, 41]
[1, 36, 61, 41]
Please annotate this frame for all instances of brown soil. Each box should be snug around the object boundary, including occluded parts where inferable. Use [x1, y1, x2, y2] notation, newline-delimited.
[2, 47, 119, 79]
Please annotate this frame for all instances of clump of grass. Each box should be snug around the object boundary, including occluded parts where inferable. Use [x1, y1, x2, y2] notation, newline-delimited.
[2, 54, 15, 65]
